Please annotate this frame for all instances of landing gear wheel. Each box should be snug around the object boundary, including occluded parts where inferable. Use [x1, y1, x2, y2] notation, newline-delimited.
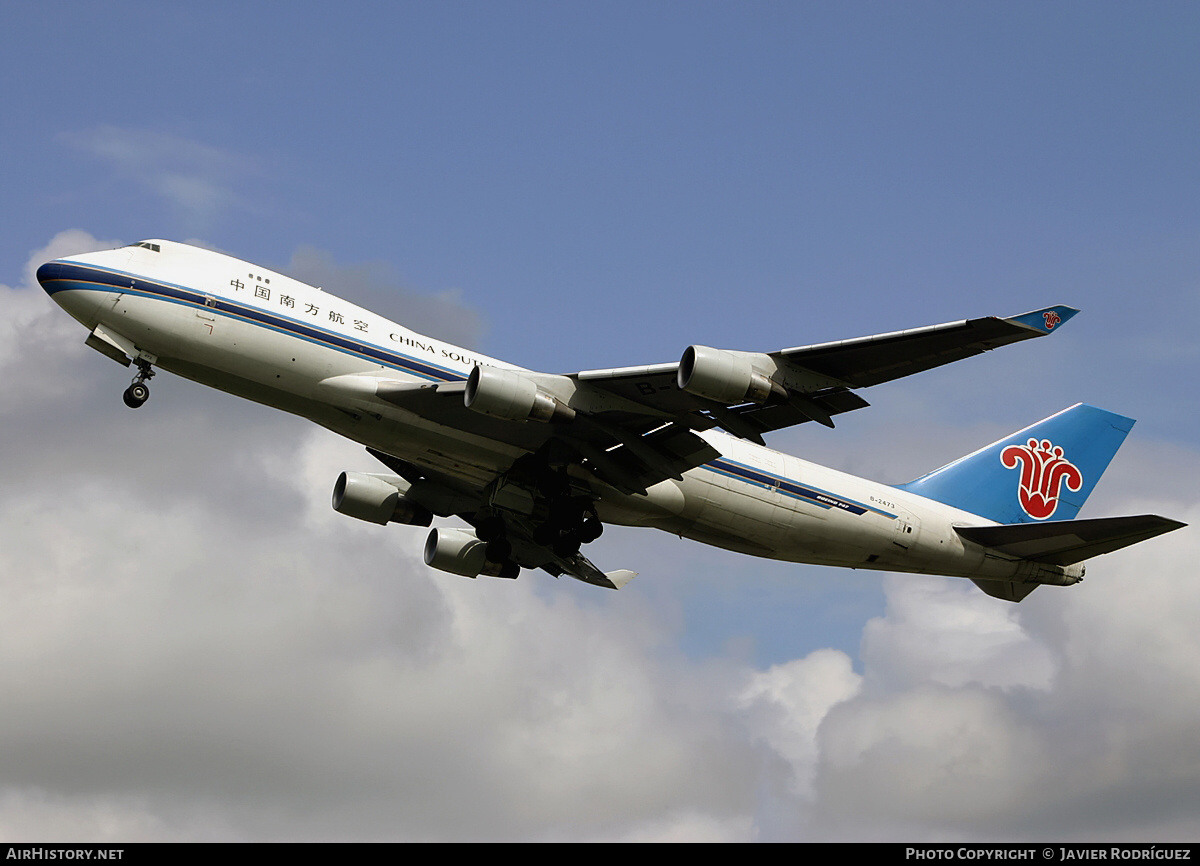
[123, 382, 150, 408]
[579, 517, 604, 543]
[123, 358, 156, 409]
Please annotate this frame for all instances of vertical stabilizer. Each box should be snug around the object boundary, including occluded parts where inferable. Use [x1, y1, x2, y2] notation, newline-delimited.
[897, 404, 1134, 524]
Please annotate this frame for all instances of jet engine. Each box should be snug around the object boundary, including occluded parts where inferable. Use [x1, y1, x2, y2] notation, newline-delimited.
[331, 472, 433, 526]
[423, 527, 519, 579]
[677, 345, 781, 405]
[465, 366, 575, 423]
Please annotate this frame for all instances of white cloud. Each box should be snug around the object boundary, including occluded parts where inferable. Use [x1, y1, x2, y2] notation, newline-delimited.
[0, 230, 122, 374]
[859, 577, 1058, 693]
[62, 127, 255, 230]
[814, 683, 1054, 839]
[0, 446, 756, 840]
[806, 503, 1200, 841]
[739, 648, 862, 801]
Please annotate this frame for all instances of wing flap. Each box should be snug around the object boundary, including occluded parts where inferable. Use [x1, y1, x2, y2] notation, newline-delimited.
[555, 556, 637, 590]
[725, 387, 871, 437]
[970, 579, 1041, 603]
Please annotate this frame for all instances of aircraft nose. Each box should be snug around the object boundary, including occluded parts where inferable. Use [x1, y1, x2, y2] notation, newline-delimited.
[36, 260, 57, 295]
[36, 257, 107, 326]
[36, 258, 72, 307]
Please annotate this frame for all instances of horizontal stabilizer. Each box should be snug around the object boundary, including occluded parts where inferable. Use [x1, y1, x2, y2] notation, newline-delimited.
[956, 515, 1186, 566]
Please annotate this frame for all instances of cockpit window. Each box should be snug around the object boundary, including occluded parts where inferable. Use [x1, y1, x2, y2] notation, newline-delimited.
[125, 242, 161, 252]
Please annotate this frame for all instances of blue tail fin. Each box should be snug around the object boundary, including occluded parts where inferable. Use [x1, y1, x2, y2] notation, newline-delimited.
[897, 404, 1134, 524]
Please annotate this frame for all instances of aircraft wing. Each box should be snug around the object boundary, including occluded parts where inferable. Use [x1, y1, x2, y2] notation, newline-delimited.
[770, 305, 1078, 388]
[576, 305, 1079, 444]
[366, 305, 1078, 498]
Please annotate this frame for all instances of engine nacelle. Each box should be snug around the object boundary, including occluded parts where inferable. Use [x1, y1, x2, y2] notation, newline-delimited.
[677, 345, 779, 405]
[423, 527, 519, 579]
[332, 472, 433, 526]
[465, 366, 575, 423]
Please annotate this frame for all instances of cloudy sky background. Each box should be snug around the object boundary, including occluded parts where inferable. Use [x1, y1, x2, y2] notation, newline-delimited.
[1, 2, 1198, 841]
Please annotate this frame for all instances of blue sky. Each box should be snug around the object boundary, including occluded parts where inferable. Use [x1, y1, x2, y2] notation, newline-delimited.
[2, 1, 1198, 841]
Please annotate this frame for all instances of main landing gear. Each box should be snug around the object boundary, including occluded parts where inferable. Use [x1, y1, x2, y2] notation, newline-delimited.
[474, 498, 604, 562]
[473, 453, 607, 567]
[122, 359, 156, 409]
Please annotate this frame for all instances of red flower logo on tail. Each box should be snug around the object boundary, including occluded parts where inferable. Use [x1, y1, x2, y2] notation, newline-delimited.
[1000, 438, 1083, 520]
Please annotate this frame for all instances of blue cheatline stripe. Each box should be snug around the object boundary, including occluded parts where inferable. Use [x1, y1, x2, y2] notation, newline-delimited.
[704, 457, 890, 518]
[40, 261, 468, 384]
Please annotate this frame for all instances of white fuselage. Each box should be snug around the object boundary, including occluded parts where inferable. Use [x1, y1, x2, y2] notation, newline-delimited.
[44, 241, 1074, 587]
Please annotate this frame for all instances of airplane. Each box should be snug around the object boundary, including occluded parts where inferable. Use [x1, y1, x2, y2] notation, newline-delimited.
[37, 239, 1185, 602]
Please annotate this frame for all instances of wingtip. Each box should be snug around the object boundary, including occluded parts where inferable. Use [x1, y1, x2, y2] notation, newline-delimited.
[604, 569, 638, 589]
[1008, 305, 1080, 334]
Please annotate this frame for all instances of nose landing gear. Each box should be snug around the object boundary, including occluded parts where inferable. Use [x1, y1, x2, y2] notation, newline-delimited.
[122, 359, 156, 409]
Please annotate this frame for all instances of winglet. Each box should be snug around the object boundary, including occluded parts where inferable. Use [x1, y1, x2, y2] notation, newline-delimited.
[1006, 305, 1080, 335]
